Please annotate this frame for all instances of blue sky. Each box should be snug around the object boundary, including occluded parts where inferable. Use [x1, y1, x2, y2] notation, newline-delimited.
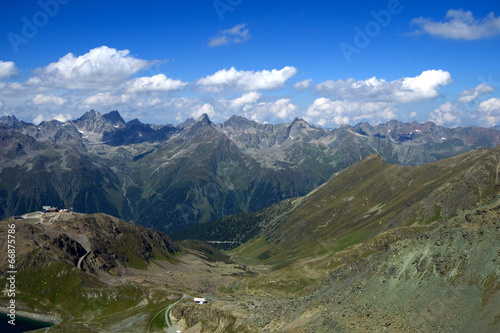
[0, 0, 499, 128]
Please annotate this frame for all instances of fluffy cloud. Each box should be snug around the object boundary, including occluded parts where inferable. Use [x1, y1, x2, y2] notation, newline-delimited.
[429, 102, 460, 126]
[191, 103, 217, 119]
[180, 95, 297, 124]
[136, 97, 162, 108]
[457, 83, 495, 103]
[243, 98, 298, 123]
[33, 114, 44, 125]
[0, 61, 17, 80]
[476, 98, 500, 126]
[315, 70, 452, 103]
[230, 91, 262, 109]
[126, 74, 187, 93]
[30, 113, 71, 124]
[82, 92, 131, 108]
[34, 46, 152, 90]
[410, 9, 500, 40]
[396, 70, 453, 102]
[430, 84, 496, 126]
[294, 79, 313, 90]
[128, 97, 204, 123]
[197, 66, 297, 92]
[209, 23, 250, 47]
[305, 97, 396, 127]
[32, 94, 68, 106]
[478, 98, 500, 113]
[53, 113, 73, 122]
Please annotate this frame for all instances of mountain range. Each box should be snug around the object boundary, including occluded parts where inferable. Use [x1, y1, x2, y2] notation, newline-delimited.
[2, 110, 500, 234]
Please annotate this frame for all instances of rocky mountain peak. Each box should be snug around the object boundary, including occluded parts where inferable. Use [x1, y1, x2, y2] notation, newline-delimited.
[288, 117, 310, 128]
[181, 113, 213, 134]
[126, 118, 142, 127]
[177, 117, 195, 129]
[223, 115, 254, 127]
[285, 117, 315, 140]
[73, 110, 120, 142]
[0, 115, 20, 128]
[102, 110, 126, 128]
[352, 122, 374, 135]
[77, 109, 101, 121]
[197, 113, 212, 124]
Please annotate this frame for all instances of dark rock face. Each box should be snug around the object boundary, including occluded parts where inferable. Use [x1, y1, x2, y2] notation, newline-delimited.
[101, 110, 125, 126]
[52, 233, 87, 264]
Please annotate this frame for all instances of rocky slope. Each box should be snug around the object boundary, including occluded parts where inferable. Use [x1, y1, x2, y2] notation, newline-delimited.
[0, 212, 179, 280]
[177, 202, 500, 332]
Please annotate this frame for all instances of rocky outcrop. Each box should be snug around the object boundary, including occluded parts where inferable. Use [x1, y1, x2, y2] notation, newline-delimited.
[172, 302, 251, 333]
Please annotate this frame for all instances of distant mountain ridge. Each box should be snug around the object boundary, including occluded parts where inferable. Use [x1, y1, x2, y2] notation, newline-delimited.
[1, 110, 500, 233]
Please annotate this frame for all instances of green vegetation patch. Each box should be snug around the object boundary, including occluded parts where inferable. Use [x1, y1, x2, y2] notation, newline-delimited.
[330, 228, 371, 253]
[416, 204, 443, 225]
[482, 274, 500, 307]
[217, 286, 235, 294]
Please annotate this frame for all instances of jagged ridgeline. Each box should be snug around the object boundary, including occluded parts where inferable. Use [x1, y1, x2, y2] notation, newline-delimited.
[1, 110, 500, 233]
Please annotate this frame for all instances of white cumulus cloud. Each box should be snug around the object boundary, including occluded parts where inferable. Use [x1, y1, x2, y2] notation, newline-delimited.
[136, 97, 162, 108]
[429, 102, 460, 126]
[53, 113, 72, 122]
[430, 83, 497, 126]
[315, 70, 452, 103]
[305, 97, 396, 127]
[230, 91, 262, 109]
[294, 79, 313, 90]
[0, 61, 17, 80]
[33, 114, 44, 125]
[410, 9, 500, 40]
[197, 66, 297, 92]
[209, 23, 250, 47]
[126, 74, 187, 93]
[476, 98, 500, 126]
[457, 83, 495, 103]
[32, 94, 68, 106]
[243, 98, 298, 123]
[82, 92, 131, 108]
[478, 97, 500, 113]
[191, 103, 217, 119]
[33, 46, 152, 90]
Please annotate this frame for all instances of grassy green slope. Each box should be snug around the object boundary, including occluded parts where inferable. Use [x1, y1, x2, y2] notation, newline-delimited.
[236, 146, 500, 264]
